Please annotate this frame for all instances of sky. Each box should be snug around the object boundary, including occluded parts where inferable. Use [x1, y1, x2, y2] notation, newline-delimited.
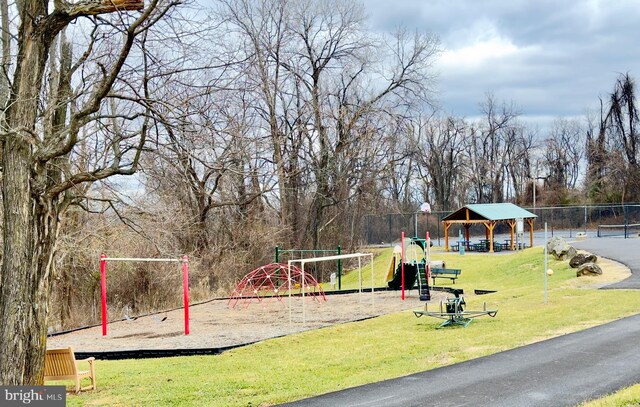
[365, 0, 640, 131]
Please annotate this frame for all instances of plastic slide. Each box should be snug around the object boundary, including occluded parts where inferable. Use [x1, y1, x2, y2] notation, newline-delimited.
[387, 263, 418, 290]
[385, 256, 396, 282]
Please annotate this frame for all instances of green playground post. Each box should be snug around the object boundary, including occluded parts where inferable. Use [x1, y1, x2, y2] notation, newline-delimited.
[337, 245, 342, 289]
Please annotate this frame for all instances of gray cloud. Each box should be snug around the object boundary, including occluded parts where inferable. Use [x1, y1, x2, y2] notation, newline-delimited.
[365, 0, 640, 124]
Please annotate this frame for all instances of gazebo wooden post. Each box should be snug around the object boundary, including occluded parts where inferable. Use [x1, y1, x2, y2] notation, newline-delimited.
[464, 224, 470, 249]
[486, 221, 497, 252]
[506, 219, 516, 250]
[527, 218, 535, 247]
[444, 222, 452, 251]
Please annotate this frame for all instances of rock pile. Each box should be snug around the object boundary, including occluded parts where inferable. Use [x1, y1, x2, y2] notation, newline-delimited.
[546, 237, 600, 278]
[569, 253, 598, 268]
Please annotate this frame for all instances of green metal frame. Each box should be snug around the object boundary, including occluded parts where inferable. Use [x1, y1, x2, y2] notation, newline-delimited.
[413, 291, 498, 328]
[438, 297, 472, 328]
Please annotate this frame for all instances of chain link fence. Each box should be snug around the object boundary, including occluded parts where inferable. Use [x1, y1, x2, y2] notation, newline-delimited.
[362, 204, 640, 246]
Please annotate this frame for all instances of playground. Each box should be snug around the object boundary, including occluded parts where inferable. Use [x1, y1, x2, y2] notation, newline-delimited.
[49, 243, 449, 355]
[47, 237, 640, 407]
[47, 289, 443, 354]
[50, 235, 452, 355]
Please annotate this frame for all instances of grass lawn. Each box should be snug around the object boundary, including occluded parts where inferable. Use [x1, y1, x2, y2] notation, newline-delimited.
[60, 247, 640, 406]
[579, 383, 640, 406]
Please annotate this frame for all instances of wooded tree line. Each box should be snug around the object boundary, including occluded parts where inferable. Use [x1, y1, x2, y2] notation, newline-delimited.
[0, 0, 639, 385]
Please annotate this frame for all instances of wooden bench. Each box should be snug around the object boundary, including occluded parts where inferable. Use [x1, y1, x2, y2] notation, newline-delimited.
[430, 268, 461, 285]
[44, 347, 96, 393]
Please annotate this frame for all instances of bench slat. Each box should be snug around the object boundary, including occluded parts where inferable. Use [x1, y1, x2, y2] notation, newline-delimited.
[430, 268, 461, 285]
[431, 268, 461, 275]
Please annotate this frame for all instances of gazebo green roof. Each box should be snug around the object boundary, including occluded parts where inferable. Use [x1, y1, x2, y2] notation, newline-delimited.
[442, 203, 537, 222]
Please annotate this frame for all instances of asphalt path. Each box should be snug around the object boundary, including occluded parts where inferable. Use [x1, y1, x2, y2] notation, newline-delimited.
[572, 238, 640, 288]
[282, 237, 640, 407]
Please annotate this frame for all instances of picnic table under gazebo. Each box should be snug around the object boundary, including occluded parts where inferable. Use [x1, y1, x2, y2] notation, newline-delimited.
[442, 203, 537, 252]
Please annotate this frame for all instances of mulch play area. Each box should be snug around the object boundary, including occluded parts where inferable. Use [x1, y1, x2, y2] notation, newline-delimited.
[48, 290, 445, 356]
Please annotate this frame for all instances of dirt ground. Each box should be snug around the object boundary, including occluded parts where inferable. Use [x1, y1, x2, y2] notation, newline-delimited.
[47, 290, 446, 353]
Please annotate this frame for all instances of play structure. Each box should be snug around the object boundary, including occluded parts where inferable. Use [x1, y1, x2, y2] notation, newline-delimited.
[229, 252, 374, 324]
[387, 232, 434, 301]
[413, 289, 498, 328]
[99, 254, 190, 336]
[287, 252, 374, 323]
[275, 246, 343, 289]
[228, 263, 327, 309]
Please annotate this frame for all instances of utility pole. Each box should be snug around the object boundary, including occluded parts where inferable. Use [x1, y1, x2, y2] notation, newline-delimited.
[532, 160, 539, 209]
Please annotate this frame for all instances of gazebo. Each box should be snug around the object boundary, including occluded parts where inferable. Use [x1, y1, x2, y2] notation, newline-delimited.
[442, 203, 537, 252]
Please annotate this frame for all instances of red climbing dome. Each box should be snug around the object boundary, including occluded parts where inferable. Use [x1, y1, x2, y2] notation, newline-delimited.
[228, 263, 327, 308]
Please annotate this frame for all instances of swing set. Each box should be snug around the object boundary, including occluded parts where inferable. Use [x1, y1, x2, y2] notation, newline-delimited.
[99, 254, 190, 336]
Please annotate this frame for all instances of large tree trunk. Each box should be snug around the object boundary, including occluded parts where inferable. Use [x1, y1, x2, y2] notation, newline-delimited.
[0, 0, 128, 384]
[0, 0, 55, 385]
[0, 148, 49, 385]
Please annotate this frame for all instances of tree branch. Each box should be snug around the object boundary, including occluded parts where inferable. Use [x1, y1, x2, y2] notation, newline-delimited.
[37, 0, 144, 38]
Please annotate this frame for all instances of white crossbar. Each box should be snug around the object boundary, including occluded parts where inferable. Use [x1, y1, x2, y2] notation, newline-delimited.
[103, 258, 181, 262]
[292, 252, 370, 263]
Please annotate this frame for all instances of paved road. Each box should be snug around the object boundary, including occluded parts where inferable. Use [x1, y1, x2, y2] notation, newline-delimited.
[282, 237, 640, 407]
[572, 238, 640, 288]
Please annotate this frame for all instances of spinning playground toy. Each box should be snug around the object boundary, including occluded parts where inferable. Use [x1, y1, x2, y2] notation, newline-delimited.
[413, 289, 498, 328]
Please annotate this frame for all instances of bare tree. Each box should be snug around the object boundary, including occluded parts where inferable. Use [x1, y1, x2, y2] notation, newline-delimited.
[585, 102, 610, 202]
[378, 116, 416, 209]
[542, 119, 583, 202]
[218, 0, 308, 246]
[466, 93, 520, 203]
[413, 115, 467, 211]
[0, 0, 184, 385]
[586, 73, 640, 203]
[503, 126, 535, 203]
[219, 0, 439, 249]
[284, 3, 439, 247]
[605, 73, 640, 202]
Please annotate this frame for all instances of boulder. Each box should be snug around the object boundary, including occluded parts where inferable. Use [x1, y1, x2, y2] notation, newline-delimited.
[576, 262, 603, 277]
[547, 237, 577, 260]
[546, 236, 563, 252]
[569, 254, 586, 268]
[585, 254, 598, 263]
[569, 253, 597, 268]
